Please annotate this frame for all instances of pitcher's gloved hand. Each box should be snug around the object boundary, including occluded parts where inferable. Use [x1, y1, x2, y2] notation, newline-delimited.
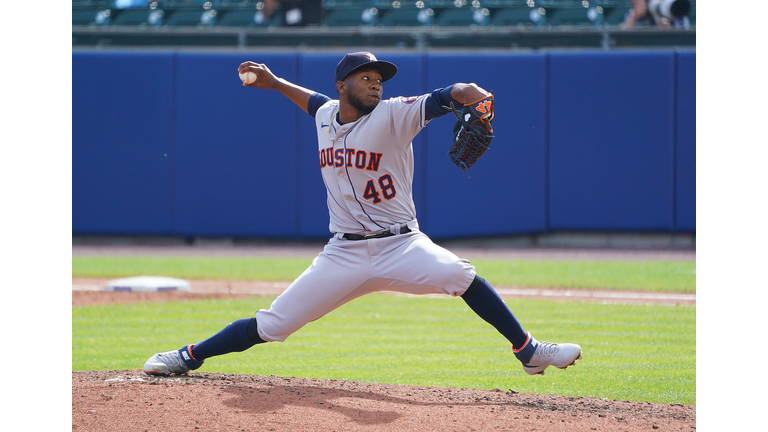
[445, 94, 495, 177]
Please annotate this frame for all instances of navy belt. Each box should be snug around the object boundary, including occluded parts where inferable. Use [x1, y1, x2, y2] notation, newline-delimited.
[342, 226, 411, 241]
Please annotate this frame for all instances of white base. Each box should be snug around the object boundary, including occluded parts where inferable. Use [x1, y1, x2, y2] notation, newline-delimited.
[104, 276, 191, 292]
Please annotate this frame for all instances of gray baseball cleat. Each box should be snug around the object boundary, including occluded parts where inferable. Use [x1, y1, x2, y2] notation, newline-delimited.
[513, 332, 582, 375]
[143, 345, 204, 376]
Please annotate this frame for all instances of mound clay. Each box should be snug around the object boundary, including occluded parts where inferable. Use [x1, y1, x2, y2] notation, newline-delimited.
[73, 370, 694, 431]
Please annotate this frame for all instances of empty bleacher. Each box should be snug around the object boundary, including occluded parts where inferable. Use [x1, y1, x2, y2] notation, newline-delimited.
[72, 0, 695, 48]
[74, 0, 695, 28]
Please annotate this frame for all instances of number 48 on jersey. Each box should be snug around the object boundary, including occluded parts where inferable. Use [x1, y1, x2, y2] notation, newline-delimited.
[363, 174, 396, 204]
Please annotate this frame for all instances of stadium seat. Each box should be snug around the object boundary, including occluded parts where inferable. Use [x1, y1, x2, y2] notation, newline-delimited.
[73, 7, 112, 25]
[435, 8, 490, 26]
[72, 0, 110, 6]
[591, 0, 634, 6]
[603, 6, 629, 26]
[164, 8, 218, 26]
[113, 0, 151, 8]
[111, 9, 165, 26]
[159, 0, 212, 7]
[481, 0, 531, 5]
[537, 0, 576, 4]
[324, 0, 374, 8]
[323, 8, 378, 26]
[490, 6, 540, 27]
[218, 0, 259, 6]
[216, 9, 279, 26]
[545, 6, 593, 26]
[379, 8, 433, 26]
[424, 0, 454, 7]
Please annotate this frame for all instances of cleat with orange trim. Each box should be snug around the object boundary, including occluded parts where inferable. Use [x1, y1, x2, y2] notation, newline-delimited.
[143, 345, 203, 376]
[512, 332, 582, 376]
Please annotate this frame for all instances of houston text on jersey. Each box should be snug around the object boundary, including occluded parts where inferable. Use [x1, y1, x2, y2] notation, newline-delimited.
[318, 147, 383, 171]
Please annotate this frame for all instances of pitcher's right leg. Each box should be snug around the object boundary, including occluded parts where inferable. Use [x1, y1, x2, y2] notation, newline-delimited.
[255, 238, 371, 342]
[143, 238, 370, 375]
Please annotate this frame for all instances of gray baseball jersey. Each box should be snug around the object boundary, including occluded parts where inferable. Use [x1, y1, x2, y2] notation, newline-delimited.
[254, 93, 476, 343]
[316, 96, 425, 235]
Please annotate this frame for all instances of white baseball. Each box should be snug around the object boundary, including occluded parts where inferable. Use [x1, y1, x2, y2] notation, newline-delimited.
[239, 71, 257, 84]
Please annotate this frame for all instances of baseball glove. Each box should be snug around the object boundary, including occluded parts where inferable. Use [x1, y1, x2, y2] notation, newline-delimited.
[445, 94, 495, 178]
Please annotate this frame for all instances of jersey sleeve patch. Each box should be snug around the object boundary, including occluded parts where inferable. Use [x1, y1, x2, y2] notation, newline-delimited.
[399, 96, 421, 105]
[385, 95, 429, 147]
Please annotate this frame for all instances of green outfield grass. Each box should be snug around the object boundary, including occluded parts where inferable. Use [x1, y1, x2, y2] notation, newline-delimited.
[72, 294, 695, 405]
[72, 256, 695, 292]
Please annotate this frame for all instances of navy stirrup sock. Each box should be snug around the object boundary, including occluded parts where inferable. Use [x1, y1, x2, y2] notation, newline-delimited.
[190, 317, 266, 361]
[461, 275, 528, 349]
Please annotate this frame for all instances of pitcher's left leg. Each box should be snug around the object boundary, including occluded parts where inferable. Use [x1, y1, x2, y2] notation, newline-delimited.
[372, 231, 581, 376]
[461, 275, 582, 375]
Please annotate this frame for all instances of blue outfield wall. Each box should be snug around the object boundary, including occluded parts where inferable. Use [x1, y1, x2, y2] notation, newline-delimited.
[548, 51, 677, 231]
[424, 53, 548, 238]
[72, 52, 176, 234]
[675, 50, 696, 232]
[72, 49, 696, 239]
[173, 53, 300, 237]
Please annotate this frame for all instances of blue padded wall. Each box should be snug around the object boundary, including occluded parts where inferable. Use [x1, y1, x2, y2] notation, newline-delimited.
[172, 52, 299, 237]
[72, 52, 175, 234]
[548, 51, 676, 231]
[675, 50, 696, 231]
[424, 53, 548, 238]
[72, 50, 695, 238]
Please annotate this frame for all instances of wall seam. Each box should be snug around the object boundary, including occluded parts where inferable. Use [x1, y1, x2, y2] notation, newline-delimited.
[672, 50, 679, 232]
[543, 52, 551, 239]
[170, 51, 178, 237]
[295, 52, 303, 240]
[419, 52, 429, 230]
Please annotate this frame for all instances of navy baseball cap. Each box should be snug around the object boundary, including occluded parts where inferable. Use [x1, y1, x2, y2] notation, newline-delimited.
[335, 52, 398, 84]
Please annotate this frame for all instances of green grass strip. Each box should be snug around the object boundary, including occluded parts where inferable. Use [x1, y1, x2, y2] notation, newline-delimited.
[73, 294, 695, 405]
[472, 260, 695, 292]
[72, 256, 695, 292]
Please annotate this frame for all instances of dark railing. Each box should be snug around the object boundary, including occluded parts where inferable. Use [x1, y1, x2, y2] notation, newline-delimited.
[73, 25, 694, 49]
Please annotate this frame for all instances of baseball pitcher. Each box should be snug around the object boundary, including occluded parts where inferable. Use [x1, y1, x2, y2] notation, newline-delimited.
[143, 52, 581, 377]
